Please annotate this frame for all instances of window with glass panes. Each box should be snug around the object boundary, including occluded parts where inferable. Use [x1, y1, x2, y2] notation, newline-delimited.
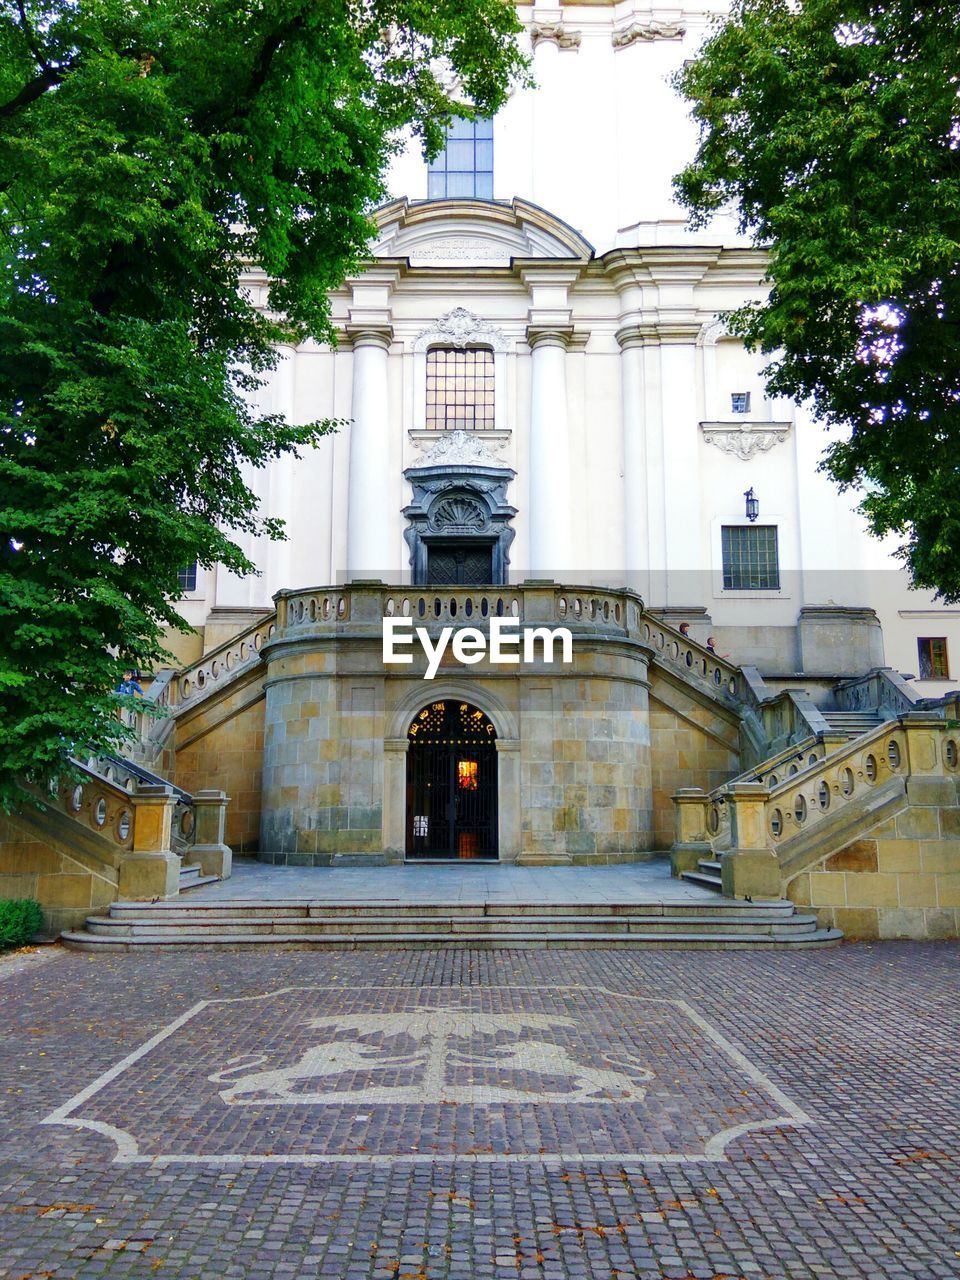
[177, 562, 198, 592]
[918, 637, 949, 679]
[427, 117, 493, 199]
[721, 525, 780, 590]
[426, 348, 495, 430]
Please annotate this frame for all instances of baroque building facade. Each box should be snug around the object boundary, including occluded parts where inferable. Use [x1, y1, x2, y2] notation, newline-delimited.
[9, 3, 960, 943]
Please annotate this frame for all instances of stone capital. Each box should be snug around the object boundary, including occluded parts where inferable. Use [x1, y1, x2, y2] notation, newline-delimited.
[616, 323, 659, 351]
[526, 325, 574, 351]
[345, 324, 394, 351]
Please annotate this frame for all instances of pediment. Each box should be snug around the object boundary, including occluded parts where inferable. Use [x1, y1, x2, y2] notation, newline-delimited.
[373, 198, 593, 266]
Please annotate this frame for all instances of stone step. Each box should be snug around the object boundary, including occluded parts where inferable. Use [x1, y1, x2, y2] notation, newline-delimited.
[178, 866, 221, 893]
[60, 927, 844, 952]
[78, 912, 823, 939]
[679, 870, 723, 891]
[104, 898, 795, 922]
[698, 859, 722, 874]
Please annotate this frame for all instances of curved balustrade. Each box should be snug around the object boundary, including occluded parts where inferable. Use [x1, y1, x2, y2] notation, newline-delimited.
[383, 590, 522, 623]
[81, 753, 196, 851]
[638, 616, 741, 699]
[281, 591, 351, 627]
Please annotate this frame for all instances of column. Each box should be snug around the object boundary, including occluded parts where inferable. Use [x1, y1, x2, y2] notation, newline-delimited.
[659, 326, 702, 603]
[346, 327, 393, 579]
[617, 326, 651, 593]
[527, 327, 572, 576]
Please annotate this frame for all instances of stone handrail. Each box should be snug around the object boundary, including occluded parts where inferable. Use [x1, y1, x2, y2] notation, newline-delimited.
[834, 667, 922, 720]
[44, 765, 141, 851]
[81, 752, 198, 851]
[637, 614, 742, 701]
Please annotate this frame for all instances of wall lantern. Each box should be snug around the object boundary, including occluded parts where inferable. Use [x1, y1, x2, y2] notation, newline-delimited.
[744, 487, 759, 522]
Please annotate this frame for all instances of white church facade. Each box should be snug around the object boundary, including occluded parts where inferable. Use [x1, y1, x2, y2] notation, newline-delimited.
[177, 3, 956, 697]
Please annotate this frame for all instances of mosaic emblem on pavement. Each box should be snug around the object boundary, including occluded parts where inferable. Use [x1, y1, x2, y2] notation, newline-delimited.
[42, 986, 811, 1166]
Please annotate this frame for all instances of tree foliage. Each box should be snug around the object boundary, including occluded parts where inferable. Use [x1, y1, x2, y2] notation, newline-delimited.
[674, 0, 960, 598]
[0, 0, 526, 804]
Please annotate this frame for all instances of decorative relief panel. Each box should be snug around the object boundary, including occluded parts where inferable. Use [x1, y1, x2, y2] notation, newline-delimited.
[701, 422, 792, 462]
[530, 22, 582, 49]
[413, 430, 509, 468]
[414, 308, 510, 354]
[612, 20, 686, 48]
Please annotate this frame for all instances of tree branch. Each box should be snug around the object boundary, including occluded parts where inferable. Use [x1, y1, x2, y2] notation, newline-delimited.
[15, 0, 50, 70]
[0, 66, 65, 120]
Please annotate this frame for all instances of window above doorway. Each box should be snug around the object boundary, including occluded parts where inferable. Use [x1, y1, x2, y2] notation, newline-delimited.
[426, 347, 495, 431]
[427, 117, 494, 199]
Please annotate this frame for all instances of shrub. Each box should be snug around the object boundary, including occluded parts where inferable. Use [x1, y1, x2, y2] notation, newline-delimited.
[0, 899, 44, 951]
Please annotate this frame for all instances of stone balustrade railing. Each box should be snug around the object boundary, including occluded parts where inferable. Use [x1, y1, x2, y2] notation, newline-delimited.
[637, 615, 742, 700]
[834, 667, 922, 720]
[46, 766, 140, 851]
[673, 716, 960, 893]
[81, 752, 198, 851]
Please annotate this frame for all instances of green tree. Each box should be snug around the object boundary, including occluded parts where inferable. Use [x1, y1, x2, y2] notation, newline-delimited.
[0, 0, 526, 804]
[674, 0, 960, 598]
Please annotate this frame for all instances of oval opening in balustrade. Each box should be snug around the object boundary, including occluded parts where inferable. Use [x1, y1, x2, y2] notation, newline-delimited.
[117, 810, 131, 842]
[480, 598, 489, 618]
[210, 660, 219, 679]
[685, 650, 693, 667]
[181, 677, 191, 698]
[558, 598, 567, 618]
[197, 670, 205, 689]
[240, 642, 248, 660]
[449, 598, 458, 617]
[309, 598, 317, 621]
[385, 598, 395, 617]
[603, 600, 610, 621]
[225, 652, 234, 671]
[401, 597, 411, 617]
[794, 794, 807, 825]
[768, 773, 779, 786]
[615, 603, 621, 622]
[496, 597, 504, 617]
[180, 809, 195, 838]
[841, 767, 855, 796]
[434, 597, 442, 618]
[728, 677, 737, 695]
[708, 804, 720, 835]
[643, 622, 651, 640]
[574, 599, 582, 619]
[268, 623, 276, 637]
[465, 598, 473, 618]
[418, 598, 426, 618]
[817, 781, 831, 811]
[946, 739, 958, 770]
[254, 632, 263, 650]
[864, 754, 878, 782]
[322, 597, 331, 620]
[714, 668, 722, 686]
[770, 808, 783, 838]
[94, 798, 107, 827]
[657, 630, 664, 648]
[787, 763, 798, 777]
[887, 739, 901, 770]
[337, 597, 346, 617]
[71, 785, 83, 812]
[808, 753, 818, 767]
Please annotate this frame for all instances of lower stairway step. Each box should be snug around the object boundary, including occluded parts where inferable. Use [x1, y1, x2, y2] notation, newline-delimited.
[60, 928, 844, 951]
[178, 864, 221, 893]
[680, 869, 723, 891]
[60, 898, 843, 950]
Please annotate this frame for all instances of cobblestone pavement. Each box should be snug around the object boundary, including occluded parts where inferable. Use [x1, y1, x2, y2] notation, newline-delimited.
[1, 943, 959, 1279]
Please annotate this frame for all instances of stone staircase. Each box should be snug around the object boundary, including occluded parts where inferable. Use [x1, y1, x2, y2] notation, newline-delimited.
[822, 710, 884, 737]
[60, 897, 843, 950]
[178, 862, 221, 893]
[680, 857, 723, 893]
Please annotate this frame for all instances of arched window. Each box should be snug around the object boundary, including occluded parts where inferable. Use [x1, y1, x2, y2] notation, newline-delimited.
[426, 347, 495, 430]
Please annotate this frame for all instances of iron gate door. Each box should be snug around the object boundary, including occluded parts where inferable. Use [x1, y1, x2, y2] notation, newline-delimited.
[406, 700, 498, 860]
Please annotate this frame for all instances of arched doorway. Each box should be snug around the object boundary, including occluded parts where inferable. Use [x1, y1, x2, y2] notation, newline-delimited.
[406, 700, 498, 861]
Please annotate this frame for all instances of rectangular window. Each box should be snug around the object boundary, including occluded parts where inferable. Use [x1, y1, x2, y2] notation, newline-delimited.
[730, 392, 751, 414]
[427, 117, 494, 199]
[918, 637, 949, 679]
[721, 525, 780, 590]
[426, 347, 494, 430]
[178, 562, 198, 592]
